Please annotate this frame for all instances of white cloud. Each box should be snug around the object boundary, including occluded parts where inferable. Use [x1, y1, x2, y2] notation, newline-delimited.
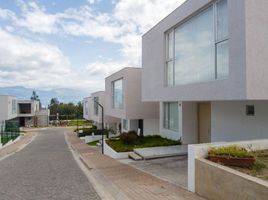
[84, 61, 127, 76]
[0, 0, 186, 93]
[0, 28, 103, 92]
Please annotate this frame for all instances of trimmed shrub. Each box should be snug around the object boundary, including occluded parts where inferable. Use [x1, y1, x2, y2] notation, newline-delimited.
[120, 130, 139, 145]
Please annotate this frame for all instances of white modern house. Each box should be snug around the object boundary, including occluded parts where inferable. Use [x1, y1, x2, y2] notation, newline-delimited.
[0, 95, 18, 123]
[83, 92, 120, 130]
[142, 0, 268, 143]
[0, 95, 49, 127]
[105, 67, 159, 135]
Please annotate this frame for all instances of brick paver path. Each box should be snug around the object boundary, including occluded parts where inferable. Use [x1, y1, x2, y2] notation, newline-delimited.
[67, 132, 205, 200]
[0, 128, 100, 200]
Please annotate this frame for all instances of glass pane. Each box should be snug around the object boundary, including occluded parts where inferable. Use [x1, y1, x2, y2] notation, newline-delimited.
[123, 119, 128, 130]
[85, 101, 88, 115]
[113, 79, 123, 109]
[217, 0, 228, 40]
[174, 6, 214, 85]
[217, 40, 229, 79]
[167, 31, 173, 59]
[163, 103, 169, 129]
[169, 102, 178, 131]
[94, 97, 99, 115]
[167, 61, 174, 86]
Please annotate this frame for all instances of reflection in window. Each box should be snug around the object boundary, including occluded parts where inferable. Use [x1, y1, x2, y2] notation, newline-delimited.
[123, 119, 128, 130]
[84, 101, 88, 115]
[166, 0, 229, 86]
[174, 6, 214, 85]
[113, 79, 123, 109]
[12, 99, 17, 114]
[94, 97, 99, 116]
[163, 102, 179, 131]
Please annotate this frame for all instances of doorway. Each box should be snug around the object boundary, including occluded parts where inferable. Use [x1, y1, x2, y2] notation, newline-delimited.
[19, 117, 25, 127]
[198, 102, 211, 143]
[138, 119, 144, 137]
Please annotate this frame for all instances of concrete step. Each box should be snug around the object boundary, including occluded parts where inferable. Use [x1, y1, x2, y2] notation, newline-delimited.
[128, 152, 143, 161]
[134, 145, 188, 160]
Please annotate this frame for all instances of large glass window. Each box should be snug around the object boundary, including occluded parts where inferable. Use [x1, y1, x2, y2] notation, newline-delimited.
[123, 119, 128, 130]
[166, 0, 228, 86]
[216, 0, 229, 79]
[12, 99, 17, 114]
[84, 100, 88, 115]
[94, 97, 99, 116]
[112, 79, 123, 109]
[163, 102, 179, 131]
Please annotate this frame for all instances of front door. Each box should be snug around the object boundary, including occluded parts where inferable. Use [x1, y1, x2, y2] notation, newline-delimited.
[138, 119, 144, 137]
[198, 102, 211, 143]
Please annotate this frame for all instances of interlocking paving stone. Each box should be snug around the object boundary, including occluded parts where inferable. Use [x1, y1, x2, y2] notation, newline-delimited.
[0, 128, 100, 200]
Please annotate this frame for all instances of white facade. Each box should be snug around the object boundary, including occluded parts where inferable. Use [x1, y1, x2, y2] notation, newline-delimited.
[83, 92, 120, 130]
[83, 96, 91, 121]
[0, 95, 49, 127]
[105, 67, 159, 135]
[0, 95, 17, 122]
[142, 0, 268, 143]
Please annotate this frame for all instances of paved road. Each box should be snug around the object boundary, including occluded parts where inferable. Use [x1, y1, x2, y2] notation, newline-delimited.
[0, 128, 100, 200]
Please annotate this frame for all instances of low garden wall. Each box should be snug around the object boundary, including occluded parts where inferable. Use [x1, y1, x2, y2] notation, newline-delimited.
[103, 139, 131, 159]
[196, 158, 268, 200]
[84, 135, 102, 143]
[188, 139, 268, 193]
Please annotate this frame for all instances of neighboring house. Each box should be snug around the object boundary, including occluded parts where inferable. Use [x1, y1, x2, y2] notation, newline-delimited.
[0, 95, 49, 127]
[142, 0, 268, 143]
[0, 95, 18, 123]
[105, 67, 159, 135]
[83, 92, 120, 131]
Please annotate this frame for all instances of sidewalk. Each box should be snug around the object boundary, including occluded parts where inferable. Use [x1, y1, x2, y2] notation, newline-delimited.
[0, 132, 36, 160]
[66, 132, 205, 200]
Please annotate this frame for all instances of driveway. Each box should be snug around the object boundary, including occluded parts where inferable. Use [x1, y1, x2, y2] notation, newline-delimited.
[0, 127, 100, 200]
[121, 156, 188, 188]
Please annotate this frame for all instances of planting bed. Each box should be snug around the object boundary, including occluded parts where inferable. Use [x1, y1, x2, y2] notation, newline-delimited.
[230, 149, 268, 182]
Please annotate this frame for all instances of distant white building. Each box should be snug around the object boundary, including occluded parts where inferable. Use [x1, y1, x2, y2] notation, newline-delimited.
[0, 95, 49, 127]
[83, 92, 120, 131]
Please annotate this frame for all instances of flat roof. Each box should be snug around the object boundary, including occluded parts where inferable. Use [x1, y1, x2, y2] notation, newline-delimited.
[105, 67, 141, 80]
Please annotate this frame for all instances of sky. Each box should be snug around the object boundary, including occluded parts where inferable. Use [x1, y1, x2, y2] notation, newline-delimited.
[0, 0, 185, 99]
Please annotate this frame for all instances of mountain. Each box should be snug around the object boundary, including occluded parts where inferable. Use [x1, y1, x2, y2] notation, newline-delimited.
[0, 86, 89, 106]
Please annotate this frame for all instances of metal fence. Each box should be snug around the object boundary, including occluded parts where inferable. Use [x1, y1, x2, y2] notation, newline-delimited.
[0, 121, 20, 145]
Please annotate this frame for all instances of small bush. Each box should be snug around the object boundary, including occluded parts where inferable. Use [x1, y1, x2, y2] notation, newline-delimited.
[208, 145, 253, 158]
[120, 131, 139, 145]
[91, 125, 97, 130]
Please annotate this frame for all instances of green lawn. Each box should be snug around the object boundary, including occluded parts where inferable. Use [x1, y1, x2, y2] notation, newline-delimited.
[106, 135, 181, 152]
[87, 140, 99, 146]
[67, 120, 92, 127]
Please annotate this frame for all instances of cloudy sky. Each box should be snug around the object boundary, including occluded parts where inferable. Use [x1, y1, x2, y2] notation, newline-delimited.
[0, 0, 185, 98]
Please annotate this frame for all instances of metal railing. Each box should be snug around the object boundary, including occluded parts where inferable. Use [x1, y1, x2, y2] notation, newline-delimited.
[0, 121, 20, 145]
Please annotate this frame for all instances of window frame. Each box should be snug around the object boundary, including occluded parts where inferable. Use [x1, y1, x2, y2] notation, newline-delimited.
[165, 0, 229, 86]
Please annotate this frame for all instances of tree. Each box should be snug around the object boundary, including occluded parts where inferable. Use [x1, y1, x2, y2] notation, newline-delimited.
[50, 98, 59, 106]
[30, 91, 40, 101]
[30, 90, 42, 108]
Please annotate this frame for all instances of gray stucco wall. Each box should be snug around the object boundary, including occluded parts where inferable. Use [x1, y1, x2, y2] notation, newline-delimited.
[142, 0, 249, 102]
[245, 0, 268, 99]
[105, 67, 159, 120]
[211, 101, 268, 142]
